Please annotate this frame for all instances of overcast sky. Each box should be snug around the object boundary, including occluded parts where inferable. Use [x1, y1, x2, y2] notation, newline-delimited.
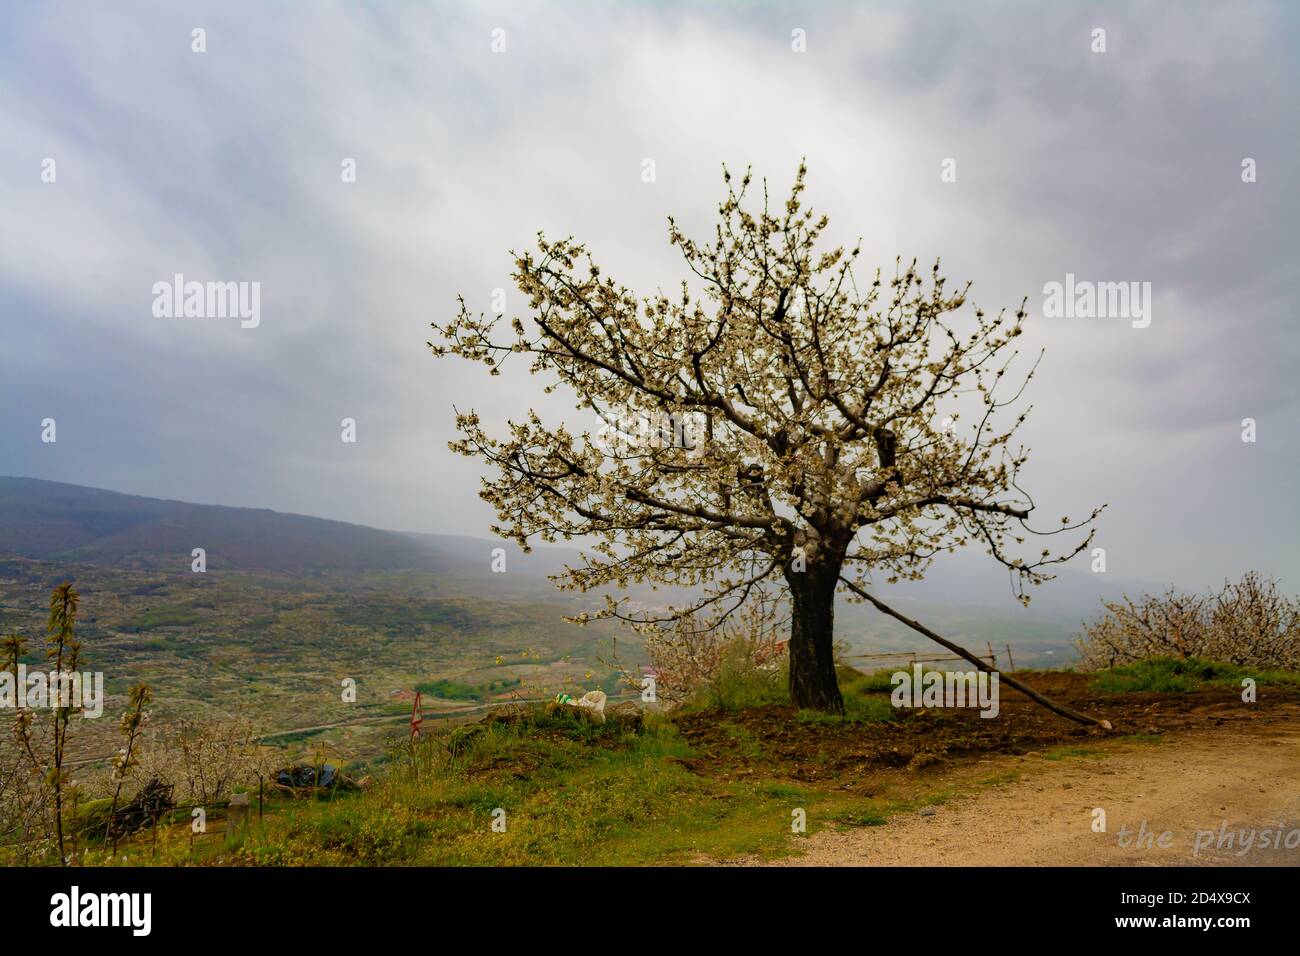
[1, 0, 1296, 592]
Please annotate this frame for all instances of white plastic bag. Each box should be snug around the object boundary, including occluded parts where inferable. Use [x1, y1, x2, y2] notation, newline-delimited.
[576, 690, 606, 723]
[554, 689, 607, 723]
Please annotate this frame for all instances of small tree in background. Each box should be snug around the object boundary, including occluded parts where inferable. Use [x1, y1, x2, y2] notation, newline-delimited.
[433, 164, 1101, 712]
[45, 584, 81, 863]
[641, 588, 789, 703]
[104, 683, 152, 844]
[1, 584, 86, 863]
[136, 715, 274, 806]
[1077, 573, 1300, 671]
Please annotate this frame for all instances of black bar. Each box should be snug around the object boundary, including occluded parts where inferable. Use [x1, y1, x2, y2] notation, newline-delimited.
[4, 865, 1289, 942]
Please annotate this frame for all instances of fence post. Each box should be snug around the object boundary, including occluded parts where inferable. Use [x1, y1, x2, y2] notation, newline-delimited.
[227, 792, 250, 836]
[1005, 643, 1016, 671]
[258, 774, 264, 820]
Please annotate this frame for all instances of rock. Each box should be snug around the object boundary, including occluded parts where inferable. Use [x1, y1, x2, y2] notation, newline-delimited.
[271, 763, 356, 792]
[607, 702, 645, 733]
[481, 706, 527, 726]
[447, 723, 488, 756]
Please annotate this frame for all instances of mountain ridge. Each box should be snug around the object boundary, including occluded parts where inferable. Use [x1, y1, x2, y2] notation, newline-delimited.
[0, 475, 1148, 619]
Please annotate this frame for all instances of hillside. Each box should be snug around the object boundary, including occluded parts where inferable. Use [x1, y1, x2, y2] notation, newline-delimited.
[0, 475, 1142, 614]
[0, 476, 439, 572]
[0, 475, 1162, 679]
[0, 476, 610, 596]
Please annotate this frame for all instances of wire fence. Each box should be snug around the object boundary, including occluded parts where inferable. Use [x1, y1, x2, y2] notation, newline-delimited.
[845, 642, 1015, 670]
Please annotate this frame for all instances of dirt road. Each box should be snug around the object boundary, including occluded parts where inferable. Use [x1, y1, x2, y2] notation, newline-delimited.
[768, 720, 1300, 866]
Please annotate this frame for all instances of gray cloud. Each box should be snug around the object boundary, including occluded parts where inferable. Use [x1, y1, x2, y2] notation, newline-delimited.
[1, 0, 1296, 590]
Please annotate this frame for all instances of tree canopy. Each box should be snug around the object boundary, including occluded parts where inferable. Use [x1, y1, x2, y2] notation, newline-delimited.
[431, 164, 1102, 711]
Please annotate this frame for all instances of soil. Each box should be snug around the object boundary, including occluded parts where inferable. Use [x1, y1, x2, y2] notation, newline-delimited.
[769, 720, 1300, 866]
[672, 672, 1300, 865]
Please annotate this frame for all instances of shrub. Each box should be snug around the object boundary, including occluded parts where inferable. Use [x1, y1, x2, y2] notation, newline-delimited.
[1092, 655, 1300, 694]
[135, 715, 279, 805]
[683, 639, 788, 712]
[1076, 573, 1299, 671]
[641, 591, 788, 703]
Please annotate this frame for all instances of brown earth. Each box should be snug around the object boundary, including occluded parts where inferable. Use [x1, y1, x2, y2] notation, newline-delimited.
[769, 719, 1300, 866]
[673, 672, 1300, 866]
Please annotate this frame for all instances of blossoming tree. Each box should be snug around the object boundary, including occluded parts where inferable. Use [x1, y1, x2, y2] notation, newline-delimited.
[431, 164, 1102, 713]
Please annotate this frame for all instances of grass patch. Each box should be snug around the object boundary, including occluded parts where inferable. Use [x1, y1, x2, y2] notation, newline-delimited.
[1122, 733, 1164, 745]
[416, 676, 523, 703]
[1043, 746, 1105, 761]
[121, 605, 204, 632]
[209, 709, 859, 866]
[1091, 656, 1299, 694]
[112, 702, 948, 867]
[797, 694, 897, 726]
[838, 808, 888, 827]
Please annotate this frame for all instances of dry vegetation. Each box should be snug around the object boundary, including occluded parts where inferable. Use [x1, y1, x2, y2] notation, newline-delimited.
[1076, 572, 1300, 671]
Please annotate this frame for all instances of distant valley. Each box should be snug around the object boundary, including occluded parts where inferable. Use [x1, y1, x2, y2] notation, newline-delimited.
[0, 476, 1144, 766]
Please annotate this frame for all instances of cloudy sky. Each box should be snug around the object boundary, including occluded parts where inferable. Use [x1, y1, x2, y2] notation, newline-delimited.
[1, 0, 1296, 591]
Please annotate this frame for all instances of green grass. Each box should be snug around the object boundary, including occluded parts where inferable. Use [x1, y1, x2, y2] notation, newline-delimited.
[839, 665, 896, 695]
[837, 808, 888, 827]
[1122, 733, 1164, 745]
[216, 697, 955, 865]
[1043, 746, 1105, 761]
[121, 605, 205, 632]
[797, 694, 897, 726]
[791, 664, 933, 725]
[682, 644, 788, 712]
[46, 651, 1300, 867]
[719, 721, 767, 759]
[79, 705, 906, 867]
[1091, 656, 1300, 694]
[226, 716, 791, 865]
[415, 676, 523, 703]
[682, 656, 915, 725]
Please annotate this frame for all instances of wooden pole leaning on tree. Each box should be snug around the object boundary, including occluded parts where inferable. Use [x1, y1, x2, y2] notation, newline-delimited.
[838, 577, 1113, 731]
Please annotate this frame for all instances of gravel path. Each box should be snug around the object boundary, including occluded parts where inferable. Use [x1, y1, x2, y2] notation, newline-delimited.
[762, 721, 1300, 866]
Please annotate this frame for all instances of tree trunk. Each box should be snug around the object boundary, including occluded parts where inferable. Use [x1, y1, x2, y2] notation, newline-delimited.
[786, 561, 845, 714]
